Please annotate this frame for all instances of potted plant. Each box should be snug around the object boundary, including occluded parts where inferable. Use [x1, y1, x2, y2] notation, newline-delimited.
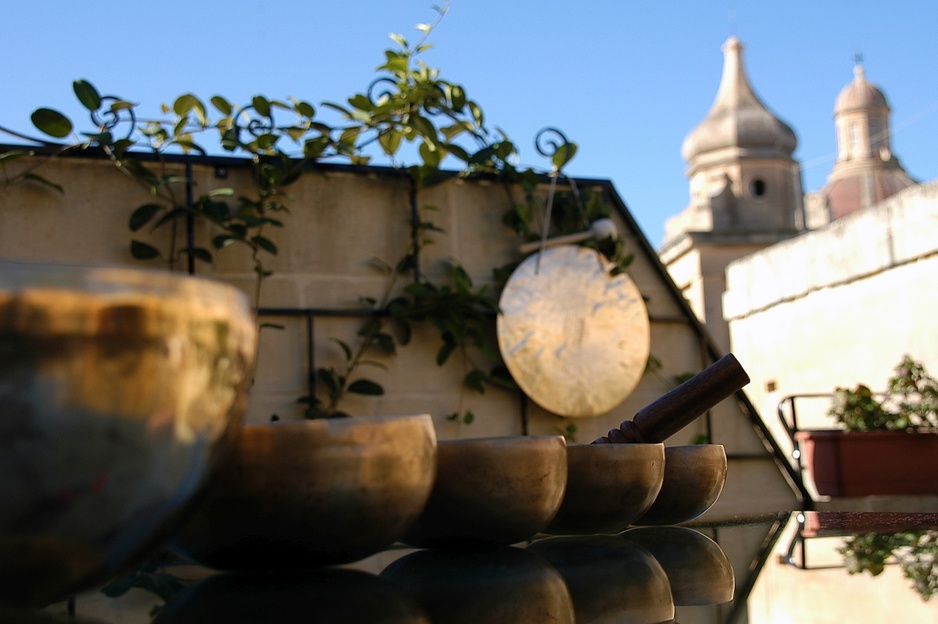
[795, 356, 938, 497]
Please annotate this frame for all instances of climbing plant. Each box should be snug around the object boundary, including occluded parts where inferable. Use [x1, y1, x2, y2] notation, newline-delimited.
[5, 2, 637, 424]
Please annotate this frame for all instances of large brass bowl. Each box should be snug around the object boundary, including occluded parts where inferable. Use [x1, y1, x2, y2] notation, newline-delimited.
[634, 444, 727, 526]
[170, 414, 437, 569]
[401, 436, 568, 548]
[545, 443, 665, 534]
[0, 262, 256, 606]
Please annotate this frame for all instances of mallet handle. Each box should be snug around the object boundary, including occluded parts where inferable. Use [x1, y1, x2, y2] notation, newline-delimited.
[593, 353, 750, 444]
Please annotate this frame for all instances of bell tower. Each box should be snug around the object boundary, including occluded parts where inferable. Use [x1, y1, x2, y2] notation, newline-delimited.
[660, 37, 803, 352]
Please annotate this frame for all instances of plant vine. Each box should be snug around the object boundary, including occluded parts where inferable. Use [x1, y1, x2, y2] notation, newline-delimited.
[3, 2, 639, 426]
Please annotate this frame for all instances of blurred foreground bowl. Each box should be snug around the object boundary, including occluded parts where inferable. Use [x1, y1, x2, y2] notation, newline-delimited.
[0, 263, 256, 606]
[170, 414, 437, 569]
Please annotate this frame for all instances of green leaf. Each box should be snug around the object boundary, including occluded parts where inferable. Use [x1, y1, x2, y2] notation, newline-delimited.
[295, 100, 315, 118]
[410, 114, 437, 140]
[210, 96, 232, 115]
[419, 140, 441, 168]
[332, 338, 353, 361]
[129, 203, 162, 231]
[348, 379, 384, 396]
[31, 108, 72, 139]
[212, 235, 236, 249]
[183, 247, 213, 263]
[173, 94, 207, 125]
[378, 130, 402, 156]
[450, 84, 466, 110]
[130, 240, 161, 260]
[436, 341, 455, 366]
[251, 235, 278, 255]
[252, 95, 271, 117]
[73, 80, 101, 111]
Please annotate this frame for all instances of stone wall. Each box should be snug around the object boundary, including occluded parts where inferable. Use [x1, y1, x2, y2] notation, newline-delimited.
[725, 180, 938, 442]
[0, 152, 800, 517]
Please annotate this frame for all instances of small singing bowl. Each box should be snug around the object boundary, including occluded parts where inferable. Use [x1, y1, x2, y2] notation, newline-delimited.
[170, 414, 437, 569]
[544, 443, 665, 534]
[633, 444, 727, 526]
[0, 263, 256, 606]
[620, 526, 735, 605]
[401, 436, 568, 549]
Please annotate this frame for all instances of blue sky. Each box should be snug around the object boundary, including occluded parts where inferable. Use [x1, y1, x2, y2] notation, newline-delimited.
[3, 2, 937, 246]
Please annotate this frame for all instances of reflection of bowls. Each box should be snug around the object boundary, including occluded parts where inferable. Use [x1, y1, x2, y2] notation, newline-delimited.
[402, 436, 567, 548]
[171, 414, 437, 569]
[545, 443, 664, 534]
[634, 445, 727, 526]
[621, 526, 735, 605]
[153, 568, 429, 624]
[0, 263, 256, 606]
[382, 547, 574, 624]
[527, 534, 674, 624]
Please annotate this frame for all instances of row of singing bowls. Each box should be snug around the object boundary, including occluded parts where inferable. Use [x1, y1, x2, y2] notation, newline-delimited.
[402, 438, 727, 548]
[0, 263, 257, 606]
[169, 430, 725, 570]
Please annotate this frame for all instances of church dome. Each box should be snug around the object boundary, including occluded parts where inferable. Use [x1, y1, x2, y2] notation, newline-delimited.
[682, 37, 796, 163]
[835, 64, 889, 114]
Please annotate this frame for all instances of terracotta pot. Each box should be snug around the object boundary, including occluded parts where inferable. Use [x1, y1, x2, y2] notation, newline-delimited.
[795, 429, 938, 497]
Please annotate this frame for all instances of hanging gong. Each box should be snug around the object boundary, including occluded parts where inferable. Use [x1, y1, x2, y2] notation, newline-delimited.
[497, 245, 651, 418]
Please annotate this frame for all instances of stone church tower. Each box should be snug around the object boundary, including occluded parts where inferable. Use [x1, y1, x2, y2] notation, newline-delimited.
[804, 62, 916, 226]
[660, 36, 803, 352]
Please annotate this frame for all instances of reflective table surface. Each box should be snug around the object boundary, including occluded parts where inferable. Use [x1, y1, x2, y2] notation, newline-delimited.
[10, 510, 938, 623]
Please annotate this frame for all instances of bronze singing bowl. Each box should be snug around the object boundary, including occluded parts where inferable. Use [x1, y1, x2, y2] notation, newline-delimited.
[634, 445, 727, 526]
[527, 534, 675, 624]
[544, 443, 665, 534]
[381, 547, 574, 624]
[401, 436, 568, 548]
[620, 526, 735, 606]
[0, 263, 256, 606]
[170, 414, 437, 569]
[153, 569, 430, 624]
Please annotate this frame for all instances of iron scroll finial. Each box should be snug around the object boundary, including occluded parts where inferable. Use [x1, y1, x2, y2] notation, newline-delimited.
[90, 96, 137, 142]
[535, 127, 570, 160]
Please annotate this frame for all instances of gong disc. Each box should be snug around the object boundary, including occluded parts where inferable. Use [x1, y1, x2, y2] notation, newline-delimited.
[497, 245, 650, 418]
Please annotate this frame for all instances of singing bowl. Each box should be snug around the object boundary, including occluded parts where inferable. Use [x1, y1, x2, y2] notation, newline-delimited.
[545, 443, 665, 534]
[153, 569, 430, 624]
[527, 534, 674, 624]
[0, 263, 256, 606]
[401, 436, 567, 548]
[381, 547, 574, 624]
[634, 445, 727, 526]
[621, 526, 735, 605]
[170, 414, 437, 569]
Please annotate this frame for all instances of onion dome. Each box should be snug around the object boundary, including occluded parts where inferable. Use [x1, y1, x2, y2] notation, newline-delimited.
[835, 64, 889, 114]
[682, 37, 796, 163]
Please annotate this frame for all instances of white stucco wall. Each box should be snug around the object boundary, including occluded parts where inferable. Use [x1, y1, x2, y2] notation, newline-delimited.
[725, 181, 938, 438]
